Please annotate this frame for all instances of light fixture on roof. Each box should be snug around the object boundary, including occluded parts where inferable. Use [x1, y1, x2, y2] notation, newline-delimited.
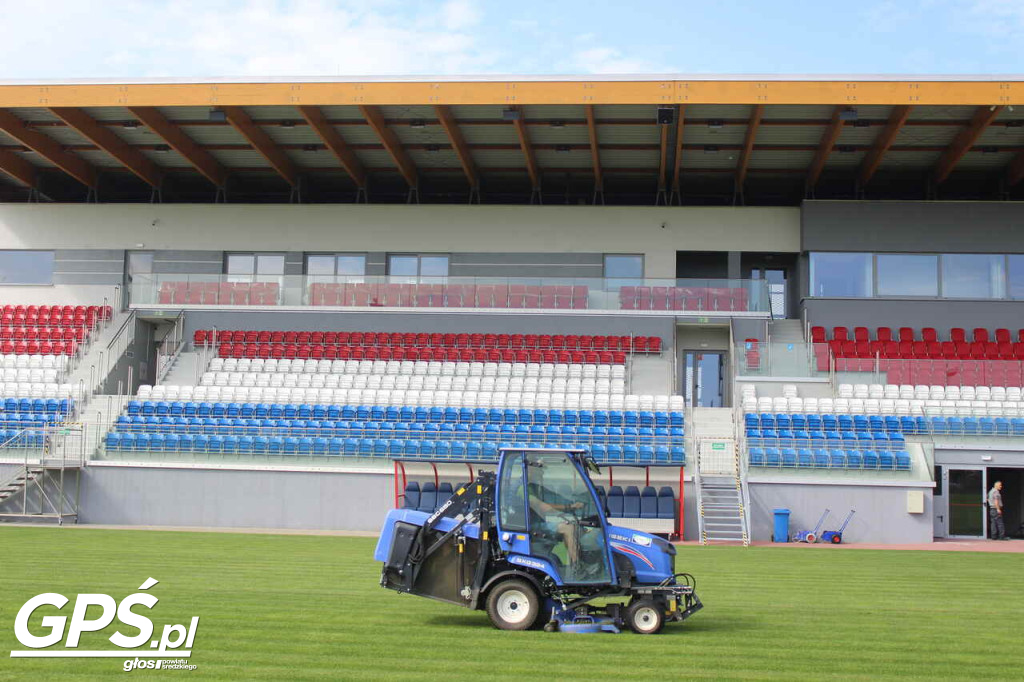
[122, 121, 140, 129]
[153, 145, 170, 153]
[839, 107, 858, 121]
[1006, 120, 1023, 128]
[302, 144, 319, 152]
[21, 146, 34, 154]
[550, 120, 565, 128]
[409, 119, 426, 128]
[703, 145, 719, 154]
[280, 120, 296, 128]
[854, 119, 871, 128]
[707, 119, 723, 130]
[555, 145, 571, 153]
[502, 108, 520, 121]
[208, 109, 227, 123]
[838, 145, 856, 153]
[657, 106, 674, 125]
[982, 146, 999, 154]
[425, 144, 440, 152]
[990, 105, 998, 111]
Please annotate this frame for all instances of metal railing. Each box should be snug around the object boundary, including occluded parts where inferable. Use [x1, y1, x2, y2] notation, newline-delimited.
[91, 309, 137, 397]
[127, 274, 773, 314]
[155, 310, 186, 384]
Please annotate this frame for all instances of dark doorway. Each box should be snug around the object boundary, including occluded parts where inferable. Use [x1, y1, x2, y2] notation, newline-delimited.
[987, 468, 1024, 539]
[676, 251, 728, 279]
[742, 252, 799, 318]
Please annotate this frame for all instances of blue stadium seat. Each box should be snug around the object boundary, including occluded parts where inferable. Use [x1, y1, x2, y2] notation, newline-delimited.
[606, 486, 624, 517]
[623, 486, 641, 518]
[657, 487, 675, 519]
[640, 486, 658, 519]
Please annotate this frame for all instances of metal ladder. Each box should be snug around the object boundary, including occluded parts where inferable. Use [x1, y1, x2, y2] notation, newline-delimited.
[696, 438, 750, 545]
[0, 465, 44, 505]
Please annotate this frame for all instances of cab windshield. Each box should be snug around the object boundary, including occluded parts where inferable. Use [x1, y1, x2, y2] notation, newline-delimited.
[524, 451, 611, 584]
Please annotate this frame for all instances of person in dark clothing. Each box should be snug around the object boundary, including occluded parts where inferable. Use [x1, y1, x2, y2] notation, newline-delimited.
[988, 481, 1007, 541]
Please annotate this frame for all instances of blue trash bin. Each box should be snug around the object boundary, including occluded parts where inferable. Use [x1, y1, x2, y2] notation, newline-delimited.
[773, 508, 791, 543]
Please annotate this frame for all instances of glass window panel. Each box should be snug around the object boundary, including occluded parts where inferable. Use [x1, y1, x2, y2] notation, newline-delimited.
[604, 254, 643, 279]
[419, 256, 449, 277]
[388, 255, 418, 276]
[256, 254, 284, 275]
[0, 251, 54, 285]
[306, 255, 335, 276]
[226, 254, 255, 275]
[876, 254, 938, 297]
[498, 451, 527, 532]
[809, 253, 871, 297]
[336, 255, 366, 276]
[941, 254, 1005, 299]
[1009, 255, 1024, 300]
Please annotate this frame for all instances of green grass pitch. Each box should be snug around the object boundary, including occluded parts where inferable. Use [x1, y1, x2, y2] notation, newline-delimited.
[0, 527, 1016, 680]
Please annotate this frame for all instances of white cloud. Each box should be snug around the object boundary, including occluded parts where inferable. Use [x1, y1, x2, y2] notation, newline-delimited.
[0, 0, 496, 79]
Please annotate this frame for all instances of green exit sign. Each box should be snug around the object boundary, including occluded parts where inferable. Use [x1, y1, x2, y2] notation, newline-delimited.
[712, 442, 725, 450]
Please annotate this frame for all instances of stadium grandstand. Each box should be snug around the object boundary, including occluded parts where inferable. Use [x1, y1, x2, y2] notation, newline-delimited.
[0, 74, 1022, 543]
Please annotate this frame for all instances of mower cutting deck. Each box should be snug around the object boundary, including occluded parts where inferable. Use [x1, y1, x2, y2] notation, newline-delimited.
[374, 447, 702, 634]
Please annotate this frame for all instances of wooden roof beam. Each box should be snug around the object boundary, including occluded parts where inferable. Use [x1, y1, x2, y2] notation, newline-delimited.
[359, 105, 418, 188]
[584, 105, 603, 191]
[857, 105, 913, 187]
[0, 109, 97, 188]
[1007, 151, 1024, 187]
[657, 123, 670, 191]
[670, 105, 686, 190]
[220, 106, 298, 186]
[434, 105, 478, 190]
[298, 105, 366, 189]
[511, 107, 540, 191]
[735, 105, 764, 188]
[806, 106, 845, 189]
[933, 105, 1005, 184]
[127, 107, 228, 187]
[49, 107, 163, 188]
[0, 148, 37, 188]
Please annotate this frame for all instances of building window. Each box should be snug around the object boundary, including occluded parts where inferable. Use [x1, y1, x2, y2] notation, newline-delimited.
[226, 253, 285, 279]
[809, 252, 871, 297]
[604, 254, 643, 280]
[1008, 255, 1024, 300]
[876, 254, 938, 297]
[387, 254, 449, 277]
[941, 254, 1005, 299]
[0, 251, 55, 285]
[306, 254, 366, 277]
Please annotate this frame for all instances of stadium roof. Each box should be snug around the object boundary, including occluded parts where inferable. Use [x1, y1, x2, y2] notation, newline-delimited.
[0, 75, 1022, 205]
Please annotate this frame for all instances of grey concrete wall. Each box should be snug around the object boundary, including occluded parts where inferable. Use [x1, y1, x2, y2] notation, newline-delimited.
[79, 465, 394, 531]
[748, 482, 934, 544]
[803, 298, 1024, 339]
[934, 448, 1024, 467]
[802, 201, 1024, 253]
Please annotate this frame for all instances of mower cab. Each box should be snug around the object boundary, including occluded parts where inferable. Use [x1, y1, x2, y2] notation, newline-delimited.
[375, 447, 702, 634]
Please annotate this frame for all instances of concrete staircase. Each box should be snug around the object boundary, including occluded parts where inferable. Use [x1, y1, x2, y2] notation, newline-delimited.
[765, 319, 812, 377]
[65, 309, 135, 389]
[160, 350, 207, 386]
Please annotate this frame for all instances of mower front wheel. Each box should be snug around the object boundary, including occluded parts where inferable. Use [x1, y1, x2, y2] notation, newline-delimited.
[625, 598, 664, 634]
[486, 579, 541, 631]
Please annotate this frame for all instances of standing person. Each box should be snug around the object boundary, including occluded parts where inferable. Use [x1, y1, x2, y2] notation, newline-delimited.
[988, 481, 1007, 541]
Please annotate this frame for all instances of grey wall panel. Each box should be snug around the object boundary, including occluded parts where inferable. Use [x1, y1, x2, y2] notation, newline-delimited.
[934, 448, 1024, 467]
[803, 298, 1024, 338]
[802, 201, 1024, 253]
[284, 252, 304, 276]
[748, 481, 933, 543]
[153, 250, 223, 276]
[50, 249, 125, 285]
[79, 466, 394, 531]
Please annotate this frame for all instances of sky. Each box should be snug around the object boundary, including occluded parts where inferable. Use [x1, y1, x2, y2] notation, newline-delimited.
[1, 0, 1023, 79]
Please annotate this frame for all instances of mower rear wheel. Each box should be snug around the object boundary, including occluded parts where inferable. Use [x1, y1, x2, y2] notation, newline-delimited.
[625, 598, 664, 634]
[486, 579, 541, 631]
